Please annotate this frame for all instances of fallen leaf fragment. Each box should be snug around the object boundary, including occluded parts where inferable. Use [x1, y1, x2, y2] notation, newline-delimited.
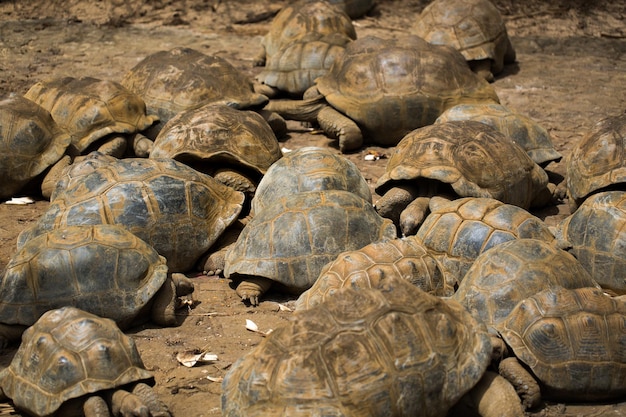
[176, 350, 219, 368]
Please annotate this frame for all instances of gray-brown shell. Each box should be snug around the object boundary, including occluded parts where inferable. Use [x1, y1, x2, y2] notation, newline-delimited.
[375, 121, 550, 210]
[412, 0, 515, 79]
[314, 35, 500, 146]
[150, 103, 282, 188]
[452, 238, 600, 329]
[0, 94, 71, 199]
[435, 103, 562, 166]
[295, 236, 449, 310]
[251, 146, 371, 215]
[416, 197, 556, 291]
[24, 76, 158, 154]
[0, 306, 154, 417]
[17, 154, 245, 272]
[556, 191, 626, 295]
[497, 286, 626, 402]
[121, 47, 269, 138]
[224, 190, 397, 294]
[222, 277, 492, 417]
[1, 224, 168, 329]
[566, 112, 626, 208]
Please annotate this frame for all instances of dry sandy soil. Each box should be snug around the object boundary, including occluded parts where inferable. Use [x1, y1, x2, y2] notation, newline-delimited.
[0, 0, 625, 416]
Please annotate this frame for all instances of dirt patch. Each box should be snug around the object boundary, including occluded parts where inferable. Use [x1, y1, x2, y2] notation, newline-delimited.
[0, 0, 625, 415]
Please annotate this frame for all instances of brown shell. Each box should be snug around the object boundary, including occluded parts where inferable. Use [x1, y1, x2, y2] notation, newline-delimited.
[412, 0, 515, 74]
[0, 224, 168, 328]
[452, 238, 600, 329]
[375, 121, 550, 209]
[0, 306, 154, 417]
[17, 155, 244, 272]
[314, 35, 500, 145]
[295, 236, 449, 310]
[222, 277, 492, 417]
[121, 47, 268, 137]
[24, 76, 158, 154]
[566, 112, 626, 206]
[416, 197, 556, 290]
[251, 146, 371, 216]
[150, 103, 282, 179]
[557, 191, 626, 295]
[259, 0, 356, 64]
[224, 190, 397, 293]
[498, 286, 626, 402]
[0, 94, 71, 199]
[435, 103, 562, 166]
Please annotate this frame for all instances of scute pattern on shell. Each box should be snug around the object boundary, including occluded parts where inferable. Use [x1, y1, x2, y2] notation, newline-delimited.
[225, 190, 397, 293]
[314, 35, 500, 145]
[24, 76, 158, 153]
[498, 286, 626, 401]
[0, 306, 154, 417]
[453, 238, 600, 329]
[17, 155, 245, 272]
[0, 94, 71, 199]
[222, 277, 492, 417]
[0, 224, 168, 329]
[375, 121, 550, 209]
[295, 236, 449, 310]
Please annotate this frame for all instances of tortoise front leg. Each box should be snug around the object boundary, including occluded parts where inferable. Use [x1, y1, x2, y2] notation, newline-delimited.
[110, 389, 151, 417]
[131, 382, 172, 417]
[499, 356, 542, 409]
[83, 395, 112, 417]
[316, 106, 363, 152]
[235, 276, 274, 306]
[452, 371, 525, 417]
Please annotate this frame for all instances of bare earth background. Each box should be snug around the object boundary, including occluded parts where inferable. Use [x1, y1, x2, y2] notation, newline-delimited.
[0, 0, 625, 416]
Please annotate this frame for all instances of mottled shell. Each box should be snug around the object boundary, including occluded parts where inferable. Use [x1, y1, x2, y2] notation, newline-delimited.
[314, 35, 500, 145]
[412, 0, 515, 76]
[566, 112, 626, 207]
[452, 238, 600, 329]
[295, 236, 449, 310]
[0, 306, 154, 417]
[0, 94, 71, 199]
[251, 146, 371, 215]
[224, 190, 397, 293]
[416, 197, 555, 290]
[375, 121, 550, 209]
[150, 103, 282, 180]
[17, 155, 244, 272]
[24, 76, 158, 154]
[1, 224, 167, 329]
[260, 0, 356, 65]
[257, 32, 353, 96]
[557, 191, 626, 294]
[436, 103, 562, 166]
[222, 277, 492, 417]
[498, 286, 626, 401]
[121, 47, 269, 138]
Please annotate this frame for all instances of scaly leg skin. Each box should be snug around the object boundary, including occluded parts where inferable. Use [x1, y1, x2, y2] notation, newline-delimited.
[151, 274, 194, 327]
[131, 382, 172, 417]
[129, 133, 154, 158]
[236, 277, 273, 306]
[470, 59, 495, 82]
[83, 395, 112, 417]
[499, 357, 542, 409]
[453, 371, 525, 417]
[110, 389, 151, 417]
[399, 196, 431, 237]
[316, 106, 363, 152]
[374, 184, 421, 229]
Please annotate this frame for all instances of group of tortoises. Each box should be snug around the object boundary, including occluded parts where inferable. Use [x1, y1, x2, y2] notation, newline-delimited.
[0, 0, 625, 416]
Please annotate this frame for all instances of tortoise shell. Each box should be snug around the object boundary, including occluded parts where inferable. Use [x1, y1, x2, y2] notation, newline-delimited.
[224, 189, 397, 294]
[452, 238, 600, 329]
[412, 0, 515, 79]
[566, 112, 626, 208]
[295, 235, 449, 310]
[222, 276, 492, 417]
[24, 76, 158, 154]
[121, 47, 269, 138]
[375, 121, 550, 210]
[0, 94, 71, 199]
[17, 154, 245, 272]
[150, 103, 282, 191]
[415, 197, 556, 291]
[0, 306, 154, 417]
[0, 224, 168, 330]
[313, 35, 500, 146]
[556, 190, 626, 294]
[251, 146, 371, 215]
[435, 103, 562, 166]
[497, 286, 626, 402]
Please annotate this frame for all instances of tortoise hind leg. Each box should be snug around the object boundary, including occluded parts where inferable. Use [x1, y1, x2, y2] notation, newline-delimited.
[235, 276, 273, 306]
[151, 273, 195, 327]
[450, 371, 525, 417]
